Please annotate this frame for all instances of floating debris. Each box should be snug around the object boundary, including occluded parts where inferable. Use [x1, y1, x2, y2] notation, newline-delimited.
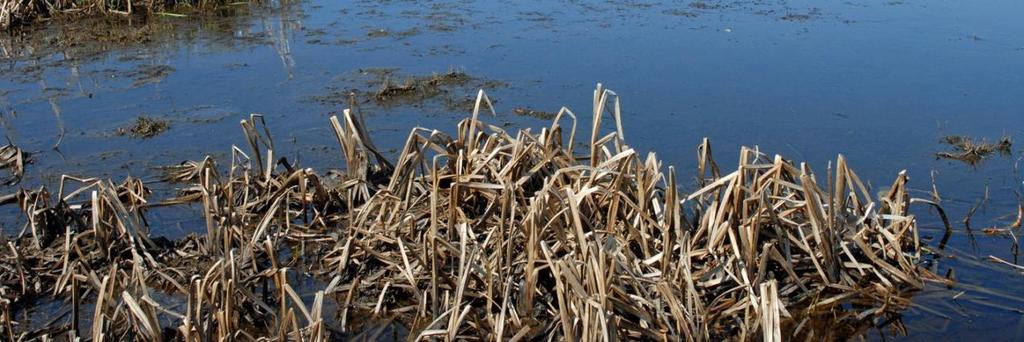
[780, 13, 812, 22]
[367, 28, 390, 37]
[116, 116, 170, 139]
[127, 64, 175, 87]
[780, 8, 819, 22]
[987, 255, 1024, 273]
[395, 27, 420, 39]
[0, 86, 928, 340]
[689, 1, 723, 10]
[512, 107, 556, 120]
[374, 70, 473, 103]
[936, 135, 1012, 165]
[310, 68, 505, 109]
[663, 9, 700, 17]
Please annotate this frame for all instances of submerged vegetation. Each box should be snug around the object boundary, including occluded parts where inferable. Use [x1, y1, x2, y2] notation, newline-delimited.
[0, 85, 932, 340]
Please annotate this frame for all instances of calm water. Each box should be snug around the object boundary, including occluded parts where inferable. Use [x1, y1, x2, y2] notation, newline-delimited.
[1, 0, 1022, 339]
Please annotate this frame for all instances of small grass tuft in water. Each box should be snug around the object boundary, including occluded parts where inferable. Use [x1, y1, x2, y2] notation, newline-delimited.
[116, 116, 170, 139]
[936, 135, 1012, 165]
[374, 69, 474, 103]
[512, 107, 556, 120]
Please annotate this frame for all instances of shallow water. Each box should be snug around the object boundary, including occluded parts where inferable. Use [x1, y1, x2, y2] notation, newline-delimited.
[1, 0, 1022, 339]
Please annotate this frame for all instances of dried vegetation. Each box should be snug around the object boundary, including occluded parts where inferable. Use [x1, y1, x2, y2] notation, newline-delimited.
[373, 70, 474, 103]
[116, 116, 170, 139]
[512, 107, 556, 120]
[0, 143, 27, 185]
[936, 135, 1013, 165]
[1, 0, 252, 30]
[0, 85, 930, 340]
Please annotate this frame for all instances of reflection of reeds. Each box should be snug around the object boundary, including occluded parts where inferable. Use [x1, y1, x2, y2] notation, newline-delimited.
[1, 85, 929, 340]
[1, 0, 254, 29]
[262, 5, 298, 80]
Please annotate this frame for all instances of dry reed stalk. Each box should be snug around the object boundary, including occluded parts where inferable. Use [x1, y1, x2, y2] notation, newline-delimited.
[0, 143, 26, 185]
[0, 84, 930, 340]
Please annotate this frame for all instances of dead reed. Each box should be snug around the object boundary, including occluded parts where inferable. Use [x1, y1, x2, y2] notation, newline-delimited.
[0, 143, 25, 185]
[1, 0, 255, 30]
[0, 85, 929, 340]
[936, 135, 1013, 165]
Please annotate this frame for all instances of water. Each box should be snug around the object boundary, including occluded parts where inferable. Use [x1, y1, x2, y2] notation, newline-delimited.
[1, 0, 1022, 339]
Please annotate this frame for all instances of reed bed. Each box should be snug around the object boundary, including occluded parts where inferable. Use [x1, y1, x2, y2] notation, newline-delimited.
[1, 85, 928, 340]
[1, 0, 255, 29]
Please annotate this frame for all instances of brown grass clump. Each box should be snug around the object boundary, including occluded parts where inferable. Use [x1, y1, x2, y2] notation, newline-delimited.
[374, 70, 473, 103]
[0, 85, 927, 340]
[936, 135, 1013, 165]
[116, 116, 170, 139]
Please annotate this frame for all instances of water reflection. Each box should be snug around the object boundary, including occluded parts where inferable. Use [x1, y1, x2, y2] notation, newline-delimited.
[0, 0, 1022, 339]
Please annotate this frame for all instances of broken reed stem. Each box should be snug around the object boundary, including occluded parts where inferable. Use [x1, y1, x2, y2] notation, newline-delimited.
[0, 84, 929, 341]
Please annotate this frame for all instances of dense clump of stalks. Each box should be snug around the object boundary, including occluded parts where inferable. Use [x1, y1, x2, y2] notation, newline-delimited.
[0, 85, 927, 340]
[1, 0, 254, 29]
